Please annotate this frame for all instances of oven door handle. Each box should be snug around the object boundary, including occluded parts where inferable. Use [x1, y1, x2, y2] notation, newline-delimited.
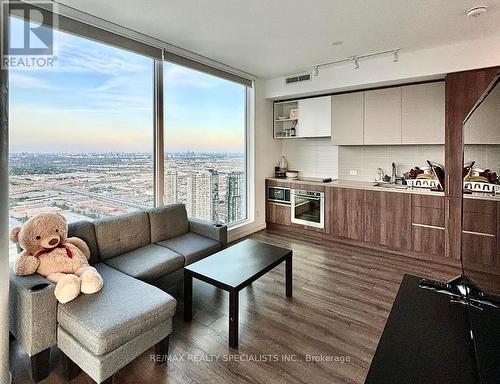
[293, 196, 323, 201]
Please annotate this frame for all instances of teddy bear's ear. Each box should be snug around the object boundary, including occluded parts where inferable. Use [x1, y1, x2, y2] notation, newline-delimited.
[10, 226, 21, 244]
[55, 212, 67, 223]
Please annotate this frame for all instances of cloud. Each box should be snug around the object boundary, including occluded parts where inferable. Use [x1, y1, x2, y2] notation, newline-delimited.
[9, 73, 60, 91]
[51, 32, 149, 75]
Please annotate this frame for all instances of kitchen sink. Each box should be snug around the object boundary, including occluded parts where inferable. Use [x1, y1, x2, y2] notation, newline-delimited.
[372, 182, 408, 190]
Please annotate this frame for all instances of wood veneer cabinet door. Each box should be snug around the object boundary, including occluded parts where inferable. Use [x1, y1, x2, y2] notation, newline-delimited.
[462, 233, 496, 267]
[386, 192, 412, 251]
[412, 226, 445, 257]
[363, 191, 411, 251]
[411, 194, 446, 258]
[461, 199, 498, 267]
[330, 188, 364, 240]
[363, 191, 387, 246]
[266, 202, 291, 226]
[411, 194, 445, 227]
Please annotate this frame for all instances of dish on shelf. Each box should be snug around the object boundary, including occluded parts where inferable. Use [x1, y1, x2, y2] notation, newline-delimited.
[286, 170, 299, 179]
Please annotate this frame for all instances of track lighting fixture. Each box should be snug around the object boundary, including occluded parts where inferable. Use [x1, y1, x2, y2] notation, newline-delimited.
[393, 49, 399, 63]
[312, 48, 400, 76]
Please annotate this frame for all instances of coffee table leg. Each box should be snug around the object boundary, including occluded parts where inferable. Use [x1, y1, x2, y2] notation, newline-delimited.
[229, 290, 239, 348]
[184, 271, 193, 322]
[286, 254, 292, 297]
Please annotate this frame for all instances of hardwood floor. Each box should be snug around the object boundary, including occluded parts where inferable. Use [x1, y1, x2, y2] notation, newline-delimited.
[10, 228, 460, 384]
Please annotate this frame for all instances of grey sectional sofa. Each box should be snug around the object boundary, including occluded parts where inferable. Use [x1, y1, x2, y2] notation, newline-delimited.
[9, 203, 227, 384]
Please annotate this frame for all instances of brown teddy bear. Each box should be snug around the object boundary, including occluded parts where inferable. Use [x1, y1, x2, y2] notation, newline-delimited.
[10, 212, 104, 304]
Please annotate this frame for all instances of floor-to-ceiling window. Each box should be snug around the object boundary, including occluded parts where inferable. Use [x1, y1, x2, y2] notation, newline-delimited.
[8, 16, 154, 229]
[7, 9, 251, 247]
[163, 63, 248, 225]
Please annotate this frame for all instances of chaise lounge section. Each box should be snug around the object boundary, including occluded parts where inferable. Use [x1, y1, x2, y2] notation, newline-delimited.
[9, 203, 227, 383]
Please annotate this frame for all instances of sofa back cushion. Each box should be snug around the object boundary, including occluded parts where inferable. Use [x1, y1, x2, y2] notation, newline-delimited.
[94, 211, 151, 260]
[68, 221, 100, 265]
[148, 203, 189, 242]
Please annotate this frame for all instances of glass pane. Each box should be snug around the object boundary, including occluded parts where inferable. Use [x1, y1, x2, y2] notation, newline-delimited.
[8, 17, 154, 234]
[163, 62, 247, 225]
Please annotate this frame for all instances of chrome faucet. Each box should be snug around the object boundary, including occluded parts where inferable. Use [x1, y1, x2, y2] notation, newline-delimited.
[376, 168, 384, 182]
[391, 162, 397, 184]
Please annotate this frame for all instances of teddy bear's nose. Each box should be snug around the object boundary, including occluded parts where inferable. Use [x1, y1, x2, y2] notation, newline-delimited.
[48, 238, 59, 246]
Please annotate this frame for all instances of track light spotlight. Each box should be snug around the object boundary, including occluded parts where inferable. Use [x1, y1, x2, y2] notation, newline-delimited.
[313, 66, 319, 76]
[393, 50, 399, 63]
[353, 57, 360, 69]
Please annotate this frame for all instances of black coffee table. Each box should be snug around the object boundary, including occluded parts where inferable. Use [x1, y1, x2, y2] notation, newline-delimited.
[183, 239, 293, 348]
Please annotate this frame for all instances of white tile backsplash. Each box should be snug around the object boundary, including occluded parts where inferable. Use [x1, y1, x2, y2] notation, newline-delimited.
[281, 138, 338, 179]
[281, 139, 445, 182]
[464, 145, 500, 171]
[340, 145, 445, 181]
[280, 140, 500, 183]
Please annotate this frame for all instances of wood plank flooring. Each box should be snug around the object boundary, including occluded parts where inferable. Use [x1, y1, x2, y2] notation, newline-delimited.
[10, 228, 460, 384]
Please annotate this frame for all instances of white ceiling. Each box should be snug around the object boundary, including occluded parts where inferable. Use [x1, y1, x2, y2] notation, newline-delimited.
[58, 0, 500, 78]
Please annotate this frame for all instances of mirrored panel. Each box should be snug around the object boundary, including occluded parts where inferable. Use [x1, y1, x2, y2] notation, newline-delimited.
[463, 74, 500, 296]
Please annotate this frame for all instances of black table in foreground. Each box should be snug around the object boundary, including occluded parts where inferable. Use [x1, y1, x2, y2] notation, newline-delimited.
[183, 239, 293, 348]
[364, 274, 500, 384]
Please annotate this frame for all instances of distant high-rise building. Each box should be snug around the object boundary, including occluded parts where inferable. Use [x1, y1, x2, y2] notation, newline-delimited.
[164, 170, 178, 205]
[186, 169, 219, 221]
[226, 171, 245, 223]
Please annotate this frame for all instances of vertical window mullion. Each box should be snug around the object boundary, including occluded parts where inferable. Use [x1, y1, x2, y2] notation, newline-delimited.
[154, 59, 164, 207]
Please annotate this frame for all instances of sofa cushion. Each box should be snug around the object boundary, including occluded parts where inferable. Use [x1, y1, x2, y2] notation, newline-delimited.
[148, 204, 189, 242]
[68, 221, 100, 265]
[104, 244, 184, 282]
[94, 212, 150, 260]
[157, 232, 222, 265]
[57, 263, 176, 356]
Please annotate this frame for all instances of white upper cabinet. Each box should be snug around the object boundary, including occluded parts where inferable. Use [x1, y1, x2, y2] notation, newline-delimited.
[297, 96, 332, 137]
[402, 82, 445, 144]
[331, 92, 364, 145]
[363, 87, 402, 145]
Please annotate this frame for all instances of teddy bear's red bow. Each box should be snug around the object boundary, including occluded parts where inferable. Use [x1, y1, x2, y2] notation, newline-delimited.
[35, 244, 73, 259]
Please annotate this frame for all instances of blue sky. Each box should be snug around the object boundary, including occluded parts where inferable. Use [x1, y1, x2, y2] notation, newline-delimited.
[9, 17, 246, 153]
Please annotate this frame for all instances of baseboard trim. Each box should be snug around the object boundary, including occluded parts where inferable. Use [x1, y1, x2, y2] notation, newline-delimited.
[228, 222, 267, 243]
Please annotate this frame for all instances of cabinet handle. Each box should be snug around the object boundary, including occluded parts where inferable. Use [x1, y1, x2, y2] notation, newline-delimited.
[462, 230, 495, 238]
[446, 199, 450, 223]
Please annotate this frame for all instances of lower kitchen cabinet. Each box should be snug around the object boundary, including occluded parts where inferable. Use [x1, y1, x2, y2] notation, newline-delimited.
[411, 194, 446, 258]
[331, 188, 364, 240]
[462, 232, 497, 267]
[363, 191, 412, 251]
[412, 226, 445, 257]
[461, 199, 498, 267]
[266, 202, 291, 226]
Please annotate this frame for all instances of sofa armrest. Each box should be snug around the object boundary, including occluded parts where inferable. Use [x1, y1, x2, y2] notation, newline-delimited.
[9, 268, 57, 356]
[189, 218, 228, 247]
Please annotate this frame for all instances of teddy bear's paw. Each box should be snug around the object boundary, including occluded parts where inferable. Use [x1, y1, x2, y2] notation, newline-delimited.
[80, 270, 104, 294]
[54, 274, 81, 304]
[14, 255, 39, 276]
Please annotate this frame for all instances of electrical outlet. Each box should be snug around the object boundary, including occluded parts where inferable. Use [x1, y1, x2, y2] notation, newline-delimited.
[349, 169, 358, 176]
